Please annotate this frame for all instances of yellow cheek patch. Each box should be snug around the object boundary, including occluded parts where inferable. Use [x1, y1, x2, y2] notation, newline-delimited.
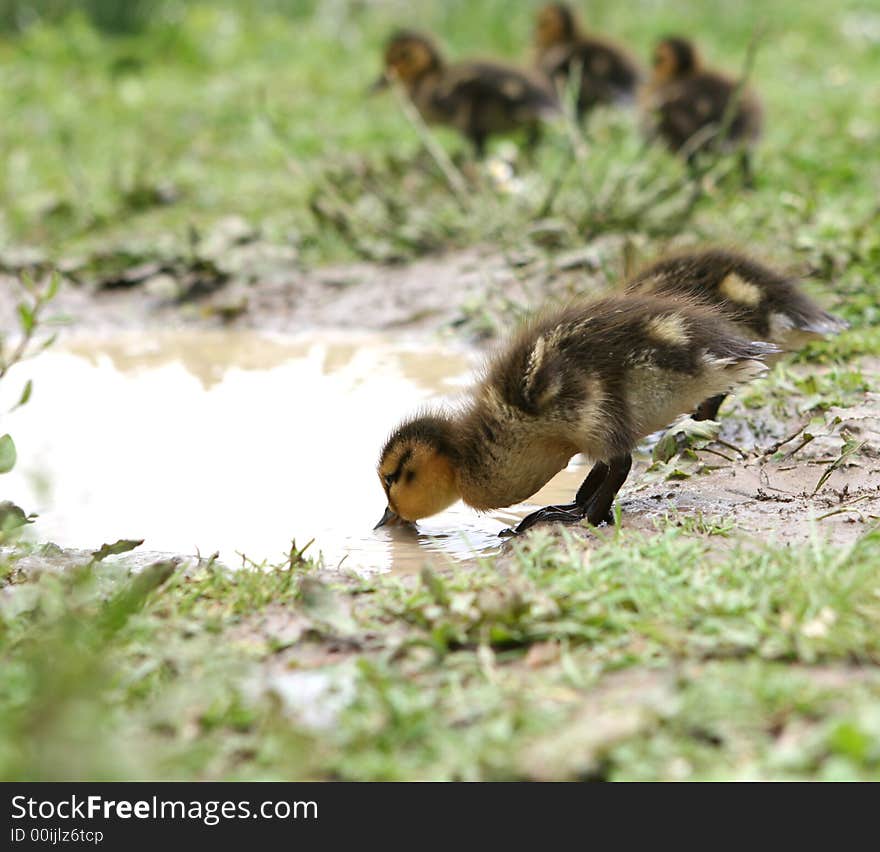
[719, 272, 763, 307]
[393, 453, 459, 522]
[645, 314, 690, 346]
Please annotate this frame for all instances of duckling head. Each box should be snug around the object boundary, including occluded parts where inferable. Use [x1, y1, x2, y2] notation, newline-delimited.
[373, 31, 443, 92]
[535, 3, 577, 50]
[375, 414, 461, 527]
[652, 36, 700, 83]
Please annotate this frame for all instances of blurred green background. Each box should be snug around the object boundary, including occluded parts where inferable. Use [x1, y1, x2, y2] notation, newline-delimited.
[0, 0, 877, 262]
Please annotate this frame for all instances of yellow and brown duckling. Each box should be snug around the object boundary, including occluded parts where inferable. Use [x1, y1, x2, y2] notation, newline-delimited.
[372, 30, 559, 157]
[534, 3, 642, 118]
[376, 295, 778, 535]
[642, 36, 763, 182]
[625, 249, 849, 420]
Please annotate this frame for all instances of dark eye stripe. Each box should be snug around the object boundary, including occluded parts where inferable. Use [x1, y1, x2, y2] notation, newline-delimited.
[383, 449, 413, 488]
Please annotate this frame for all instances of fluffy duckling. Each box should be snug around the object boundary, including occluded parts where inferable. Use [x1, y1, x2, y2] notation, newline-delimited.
[375, 295, 778, 535]
[625, 249, 849, 420]
[534, 3, 642, 118]
[372, 30, 558, 156]
[642, 36, 763, 182]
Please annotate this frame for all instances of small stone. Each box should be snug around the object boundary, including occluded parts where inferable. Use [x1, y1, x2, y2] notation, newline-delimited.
[143, 273, 180, 300]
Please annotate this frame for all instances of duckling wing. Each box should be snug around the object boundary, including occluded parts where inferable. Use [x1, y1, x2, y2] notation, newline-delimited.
[432, 62, 559, 130]
[622, 306, 780, 438]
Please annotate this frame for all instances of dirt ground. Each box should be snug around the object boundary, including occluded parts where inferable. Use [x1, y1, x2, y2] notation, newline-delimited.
[606, 392, 880, 548]
[607, 447, 880, 547]
[0, 247, 511, 334]
[0, 236, 623, 335]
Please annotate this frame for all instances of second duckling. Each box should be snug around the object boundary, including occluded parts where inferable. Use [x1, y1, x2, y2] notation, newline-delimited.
[534, 3, 642, 119]
[376, 295, 778, 535]
[641, 36, 763, 182]
[625, 249, 849, 420]
[373, 30, 559, 156]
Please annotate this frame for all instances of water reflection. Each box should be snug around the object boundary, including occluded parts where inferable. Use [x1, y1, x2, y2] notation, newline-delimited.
[1, 330, 589, 573]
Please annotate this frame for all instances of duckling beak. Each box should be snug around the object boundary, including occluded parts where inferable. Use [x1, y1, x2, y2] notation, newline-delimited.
[368, 74, 389, 94]
[374, 505, 400, 529]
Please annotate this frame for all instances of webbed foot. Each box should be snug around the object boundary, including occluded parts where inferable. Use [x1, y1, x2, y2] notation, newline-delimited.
[500, 503, 582, 537]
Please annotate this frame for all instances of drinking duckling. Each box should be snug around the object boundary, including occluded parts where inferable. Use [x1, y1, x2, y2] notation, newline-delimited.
[641, 36, 763, 182]
[534, 3, 642, 118]
[625, 249, 849, 420]
[372, 30, 558, 156]
[376, 295, 778, 535]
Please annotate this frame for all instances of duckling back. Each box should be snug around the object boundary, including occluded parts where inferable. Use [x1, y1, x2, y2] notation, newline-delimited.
[625, 249, 848, 356]
[539, 38, 642, 114]
[424, 61, 559, 137]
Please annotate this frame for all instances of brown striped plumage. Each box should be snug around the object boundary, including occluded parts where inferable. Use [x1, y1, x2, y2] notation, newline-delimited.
[625, 249, 848, 419]
[534, 3, 642, 117]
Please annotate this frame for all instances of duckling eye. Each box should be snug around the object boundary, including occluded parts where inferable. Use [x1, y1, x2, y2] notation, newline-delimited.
[383, 474, 394, 489]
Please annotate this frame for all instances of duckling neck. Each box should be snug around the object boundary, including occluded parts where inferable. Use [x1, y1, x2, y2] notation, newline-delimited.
[453, 402, 576, 512]
[410, 67, 443, 100]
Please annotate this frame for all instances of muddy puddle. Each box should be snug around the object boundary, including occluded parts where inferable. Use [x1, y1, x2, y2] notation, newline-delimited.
[0, 330, 594, 573]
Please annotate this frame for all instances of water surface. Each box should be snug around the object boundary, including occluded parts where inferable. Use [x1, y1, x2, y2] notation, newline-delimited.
[1, 331, 589, 573]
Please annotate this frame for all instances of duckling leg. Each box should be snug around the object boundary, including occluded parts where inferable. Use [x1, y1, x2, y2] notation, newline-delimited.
[574, 460, 610, 506]
[739, 151, 755, 189]
[524, 123, 542, 159]
[583, 453, 632, 526]
[469, 131, 488, 159]
[505, 461, 609, 535]
[693, 393, 726, 421]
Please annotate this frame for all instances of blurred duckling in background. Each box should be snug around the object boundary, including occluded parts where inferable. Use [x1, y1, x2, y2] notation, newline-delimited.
[626, 249, 848, 420]
[534, 3, 642, 119]
[641, 36, 763, 183]
[375, 295, 777, 535]
[372, 30, 559, 157]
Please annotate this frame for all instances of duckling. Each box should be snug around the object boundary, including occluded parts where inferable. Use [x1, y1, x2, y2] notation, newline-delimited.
[372, 30, 559, 156]
[375, 295, 778, 535]
[625, 249, 849, 420]
[642, 36, 763, 182]
[534, 3, 642, 118]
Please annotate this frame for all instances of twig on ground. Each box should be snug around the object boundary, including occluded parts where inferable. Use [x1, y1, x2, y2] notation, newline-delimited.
[762, 420, 812, 456]
[811, 437, 865, 496]
[781, 433, 816, 461]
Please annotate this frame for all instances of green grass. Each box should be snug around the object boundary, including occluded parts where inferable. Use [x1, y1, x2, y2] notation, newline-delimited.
[3, 526, 880, 780]
[0, 0, 878, 270]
